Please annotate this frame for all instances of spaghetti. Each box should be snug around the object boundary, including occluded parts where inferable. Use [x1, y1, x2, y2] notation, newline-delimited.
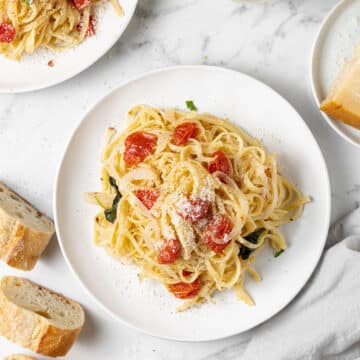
[0, 0, 123, 60]
[87, 105, 309, 311]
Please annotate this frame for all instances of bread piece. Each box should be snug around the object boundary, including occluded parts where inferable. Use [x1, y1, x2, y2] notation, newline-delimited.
[4, 355, 38, 360]
[320, 42, 360, 129]
[0, 182, 55, 270]
[0, 276, 85, 357]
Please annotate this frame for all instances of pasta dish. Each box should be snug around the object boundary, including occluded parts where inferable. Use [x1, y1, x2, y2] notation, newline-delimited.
[0, 0, 123, 60]
[86, 104, 309, 311]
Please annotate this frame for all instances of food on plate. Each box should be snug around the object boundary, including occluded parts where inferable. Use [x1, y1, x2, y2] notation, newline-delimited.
[0, 182, 54, 270]
[0, 276, 85, 357]
[320, 41, 360, 129]
[87, 105, 309, 311]
[0, 0, 123, 60]
[4, 355, 38, 360]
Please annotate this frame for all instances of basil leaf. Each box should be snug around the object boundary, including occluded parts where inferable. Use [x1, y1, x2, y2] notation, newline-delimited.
[239, 229, 264, 260]
[274, 249, 285, 258]
[109, 176, 118, 190]
[186, 100, 197, 111]
[104, 176, 122, 223]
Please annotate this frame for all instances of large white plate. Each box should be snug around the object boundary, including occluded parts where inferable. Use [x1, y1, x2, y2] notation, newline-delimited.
[0, 0, 137, 93]
[54, 66, 331, 341]
[311, 0, 360, 147]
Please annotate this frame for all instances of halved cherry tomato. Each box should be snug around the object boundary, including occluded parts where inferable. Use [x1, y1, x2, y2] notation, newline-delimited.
[124, 131, 157, 166]
[158, 238, 182, 264]
[203, 215, 232, 253]
[178, 198, 211, 223]
[172, 122, 198, 145]
[204, 236, 231, 253]
[0, 23, 16, 43]
[182, 270, 192, 276]
[168, 279, 200, 299]
[86, 15, 96, 36]
[135, 189, 160, 210]
[73, 0, 91, 10]
[208, 151, 231, 177]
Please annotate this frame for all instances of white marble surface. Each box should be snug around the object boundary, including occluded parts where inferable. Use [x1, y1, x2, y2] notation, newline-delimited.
[0, 0, 359, 359]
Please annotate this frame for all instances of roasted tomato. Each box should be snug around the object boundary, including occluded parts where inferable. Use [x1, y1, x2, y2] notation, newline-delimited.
[135, 189, 160, 210]
[203, 215, 232, 253]
[178, 198, 211, 223]
[0, 23, 16, 43]
[182, 270, 192, 276]
[73, 0, 91, 10]
[86, 15, 96, 36]
[124, 131, 157, 166]
[168, 279, 200, 299]
[158, 238, 182, 264]
[208, 151, 231, 177]
[172, 122, 198, 145]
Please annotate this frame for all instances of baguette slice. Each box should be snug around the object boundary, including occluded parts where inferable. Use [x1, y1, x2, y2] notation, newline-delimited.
[0, 276, 85, 357]
[0, 182, 55, 270]
[4, 355, 38, 360]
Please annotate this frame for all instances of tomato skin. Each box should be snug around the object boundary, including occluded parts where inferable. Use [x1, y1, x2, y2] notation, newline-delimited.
[208, 151, 231, 177]
[86, 15, 96, 36]
[182, 270, 192, 276]
[172, 122, 198, 146]
[178, 198, 211, 223]
[203, 215, 233, 254]
[124, 131, 157, 166]
[168, 279, 200, 299]
[135, 189, 160, 210]
[73, 0, 91, 10]
[158, 239, 182, 264]
[204, 236, 231, 253]
[0, 23, 16, 43]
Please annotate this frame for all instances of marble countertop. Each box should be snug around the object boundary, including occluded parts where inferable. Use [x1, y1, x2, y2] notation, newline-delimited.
[0, 0, 359, 358]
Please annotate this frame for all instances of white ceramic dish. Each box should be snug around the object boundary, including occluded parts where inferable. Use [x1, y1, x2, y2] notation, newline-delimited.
[54, 66, 331, 341]
[311, 0, 360, 147]
[0, 0, 137, 93]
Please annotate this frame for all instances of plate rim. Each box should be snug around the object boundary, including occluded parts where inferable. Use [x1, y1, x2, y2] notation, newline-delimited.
[310, 0, 360, 148]
[54, 65, 331, 342]
[0, 0, 138, 94]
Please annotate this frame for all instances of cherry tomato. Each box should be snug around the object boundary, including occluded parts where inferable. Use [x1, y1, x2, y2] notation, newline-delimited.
[182, 270, 192, 276]
[168, 279, 200, 299]
[124, 131, 157, 166]
[158, 238, 182, 264]
[0, 23, 16, 43]
[86, 15, 96, 36]
[135, 189, 160, 210]
[208, 151, 231, 177]
[203, 215, 232, 253]
[178, 198, 211, 223]
[73, 0, 91, 10]
[172, 122, 198, 145]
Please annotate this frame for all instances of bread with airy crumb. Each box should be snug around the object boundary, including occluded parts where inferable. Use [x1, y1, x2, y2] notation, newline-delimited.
[0, 276, 85, 357]
[4, 355, 38, 360]
[0, 182, 54, 270]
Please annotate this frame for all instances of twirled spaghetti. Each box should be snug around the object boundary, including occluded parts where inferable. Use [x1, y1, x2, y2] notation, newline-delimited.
[86, 105, 309, 311]
[0, 0, 123, 60]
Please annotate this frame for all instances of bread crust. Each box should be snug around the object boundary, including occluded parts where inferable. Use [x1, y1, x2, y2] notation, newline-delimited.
[4, 355, 38, 360]
[0, 183, 54, 271]
[0, 277, 84, 357]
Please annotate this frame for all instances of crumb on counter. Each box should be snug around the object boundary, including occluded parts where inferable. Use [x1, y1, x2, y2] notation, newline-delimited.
[47, 60, 54, 67]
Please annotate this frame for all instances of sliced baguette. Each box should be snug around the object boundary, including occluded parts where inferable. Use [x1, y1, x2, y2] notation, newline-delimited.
[0, 276, 85, 357]
[0, 182, 55, 270]
[4, 355, 38, 360]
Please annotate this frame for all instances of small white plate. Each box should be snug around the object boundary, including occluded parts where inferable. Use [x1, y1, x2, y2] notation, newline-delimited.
[54, 66, 331, 341]
[311, 0, 360, 147]
[0, 0, 137, 93]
